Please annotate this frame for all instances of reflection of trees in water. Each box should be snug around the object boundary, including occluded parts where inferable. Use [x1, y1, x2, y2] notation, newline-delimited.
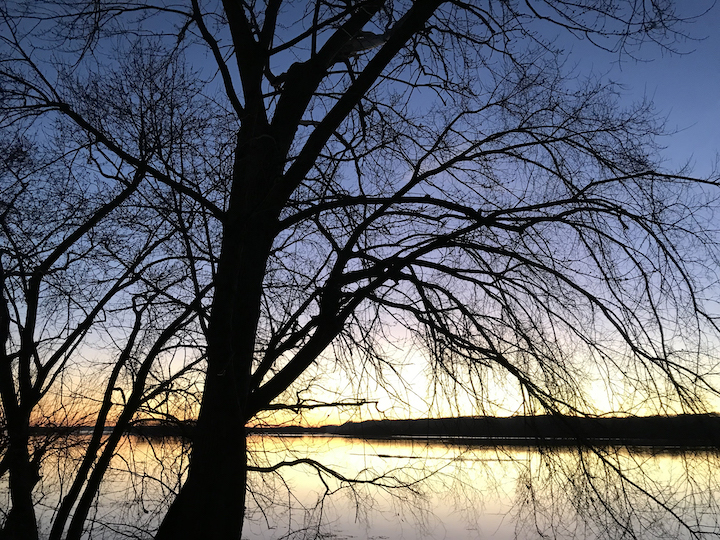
[15, 435, 720, 539]
[242, 438, 720, 540]
[245, 437, 437, 540]
[514, 447, 720, 540]
[24, 435, 190, 539]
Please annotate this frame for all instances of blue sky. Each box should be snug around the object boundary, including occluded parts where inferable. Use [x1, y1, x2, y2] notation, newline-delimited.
[563, 2, 720, 177]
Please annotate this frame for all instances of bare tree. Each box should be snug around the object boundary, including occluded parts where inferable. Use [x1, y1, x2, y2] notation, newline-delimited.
[1, 1, 719, 539]
[0, 41, 215, 539]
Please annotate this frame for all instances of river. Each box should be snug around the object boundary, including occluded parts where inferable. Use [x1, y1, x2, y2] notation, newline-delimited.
[12, 434, 720, 539]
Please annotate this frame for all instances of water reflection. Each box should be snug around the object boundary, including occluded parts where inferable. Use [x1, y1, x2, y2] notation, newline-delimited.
[10, 435, 720, 539]
[245, 437, 720, 540]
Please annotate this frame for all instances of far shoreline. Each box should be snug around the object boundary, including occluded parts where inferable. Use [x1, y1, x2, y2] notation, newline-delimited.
[33, 412, 720, 449]
[247, 413, 720, 448]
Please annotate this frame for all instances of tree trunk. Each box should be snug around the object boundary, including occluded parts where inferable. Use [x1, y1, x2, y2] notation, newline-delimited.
[0, 428, 39, 540]
[0, 263, 39, 540]
[154, 387, 248, 539]
[155, 232, 261, 540]
[154, 241, 260, 539]
[156, 133, 283, 539]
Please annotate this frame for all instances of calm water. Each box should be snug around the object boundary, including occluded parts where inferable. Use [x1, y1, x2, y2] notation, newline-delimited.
[12, 435, 720, 539]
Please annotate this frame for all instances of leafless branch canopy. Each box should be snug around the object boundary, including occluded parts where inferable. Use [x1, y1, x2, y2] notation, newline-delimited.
[0, 1, 718, 539]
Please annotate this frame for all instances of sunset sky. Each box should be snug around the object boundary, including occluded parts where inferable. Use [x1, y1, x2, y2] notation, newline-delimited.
[13, 1, 720, 430]
[301, 3, 720, 426]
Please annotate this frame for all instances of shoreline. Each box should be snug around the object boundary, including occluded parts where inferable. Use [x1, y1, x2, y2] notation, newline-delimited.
[30, 413, 720, 448]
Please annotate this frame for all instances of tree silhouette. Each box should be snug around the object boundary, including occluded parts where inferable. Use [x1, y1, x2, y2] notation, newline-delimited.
[0, 1, 719, 539]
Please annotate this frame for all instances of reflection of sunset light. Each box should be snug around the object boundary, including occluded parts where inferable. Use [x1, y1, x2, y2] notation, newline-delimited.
[13, 434, 720, 539]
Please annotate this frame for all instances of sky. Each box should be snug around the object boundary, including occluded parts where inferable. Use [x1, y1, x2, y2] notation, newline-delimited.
[361, 4, 720, 422]
[12, 1, 720, 429]
[262, 3, 720, 426]
[561, 2, 720, 177]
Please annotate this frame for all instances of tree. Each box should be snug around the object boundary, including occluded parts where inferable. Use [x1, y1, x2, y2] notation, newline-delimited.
[1, 1, 719, 539]
[0, 47, 214, 539]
